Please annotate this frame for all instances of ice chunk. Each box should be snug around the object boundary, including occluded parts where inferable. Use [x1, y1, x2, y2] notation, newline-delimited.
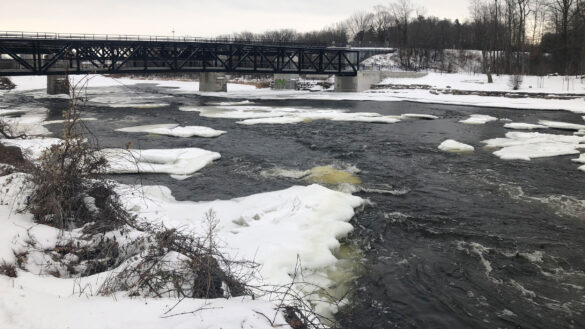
[459, 114, 498, 125]
[438, 139, 475, 153]
[117, 124, 226, 138]
[101, 148, 220, 175]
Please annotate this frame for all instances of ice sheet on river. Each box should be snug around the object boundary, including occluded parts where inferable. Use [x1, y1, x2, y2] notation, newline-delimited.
[101, 148, 220, 176]
[483, 132, 585, 160]
[116, 124, 226, 138]
[180, 105, 432, 125]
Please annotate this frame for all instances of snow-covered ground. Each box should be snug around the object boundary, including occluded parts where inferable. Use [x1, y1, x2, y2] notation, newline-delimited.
[378, 72, 584, 95]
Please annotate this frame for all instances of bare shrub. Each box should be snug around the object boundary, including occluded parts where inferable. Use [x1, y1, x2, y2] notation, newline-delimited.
[0, 118, 27, 139]
[0, 260, 17, 277]
[100, 211, 254, 299]
[26, 79, 114, 229]
[509, 74, 524, 90]
[0, 77, 15, 90]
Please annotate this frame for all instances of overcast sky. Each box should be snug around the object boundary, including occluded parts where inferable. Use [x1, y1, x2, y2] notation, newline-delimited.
[1, 0, 471, 37]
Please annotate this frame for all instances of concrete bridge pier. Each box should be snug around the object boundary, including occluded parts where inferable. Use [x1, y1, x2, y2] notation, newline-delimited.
[47, 75, 70, 95]
[334, 72, 383, 92]
[334, 71, 428, 92]
[199, 72, 227, 92]
[272, 74, 299, 90]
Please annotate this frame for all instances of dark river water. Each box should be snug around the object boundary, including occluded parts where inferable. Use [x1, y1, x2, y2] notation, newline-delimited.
[5, 83, 585, 329]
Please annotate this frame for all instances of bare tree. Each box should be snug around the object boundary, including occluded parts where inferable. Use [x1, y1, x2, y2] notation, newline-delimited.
[390, 0, 415, 47]
[372, 5, 394, 43]
[344, 10, 374, 42]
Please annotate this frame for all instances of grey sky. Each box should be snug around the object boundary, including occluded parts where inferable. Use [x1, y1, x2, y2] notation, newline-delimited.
[1, 0, 471, 37]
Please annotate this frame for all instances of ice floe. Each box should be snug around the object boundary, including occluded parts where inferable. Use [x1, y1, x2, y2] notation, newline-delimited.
[459, 114, 498, 125]
[182, 105, 403, 125]
[504, 122, 548, 130]
[116, 124, 226, 138]
[101, 148, 220, 176]
[438, 139, 475, 153]
[483, 132, 585, 160]
[538, 120, 585, 131]
[88, 95, 170, 109]
[399, 113, 439, 120]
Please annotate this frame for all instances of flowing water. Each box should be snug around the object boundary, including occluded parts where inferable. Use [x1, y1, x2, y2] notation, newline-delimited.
[4, 83, 585, 329]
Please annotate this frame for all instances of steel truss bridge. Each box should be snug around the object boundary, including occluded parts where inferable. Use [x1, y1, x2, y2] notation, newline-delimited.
[0, 32, 359, 77]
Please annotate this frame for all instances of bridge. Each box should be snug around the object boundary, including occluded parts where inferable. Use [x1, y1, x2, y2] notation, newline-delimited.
[0, 32, 392, 93]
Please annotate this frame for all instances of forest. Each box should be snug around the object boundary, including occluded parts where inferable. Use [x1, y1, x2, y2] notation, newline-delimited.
[220, 0, 585, 76]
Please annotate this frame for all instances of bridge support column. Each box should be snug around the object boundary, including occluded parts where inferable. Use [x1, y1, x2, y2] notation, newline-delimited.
[272, 74, 299, 90]
[47, 75, 70, 95]
[334, 71, 382, 92]
[199, 72, 227, 92]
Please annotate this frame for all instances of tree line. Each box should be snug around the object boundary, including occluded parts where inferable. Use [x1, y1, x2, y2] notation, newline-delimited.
[219, 0, 585, 75]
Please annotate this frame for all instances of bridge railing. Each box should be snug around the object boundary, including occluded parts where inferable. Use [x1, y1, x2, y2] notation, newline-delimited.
[0, 31, 332, 48]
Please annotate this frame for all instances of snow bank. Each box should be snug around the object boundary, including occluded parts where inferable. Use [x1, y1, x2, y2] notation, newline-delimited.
[482, 132, 585, 160]
[101, 148, 221, 176]
[438, 140, 475, 153]
[119, 183, 364, 285]
[117, 124, 226, 138]
[459, 114, 498, 125]
[504, 122, 548, 130]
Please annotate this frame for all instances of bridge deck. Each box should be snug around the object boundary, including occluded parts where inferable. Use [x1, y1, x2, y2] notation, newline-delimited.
[0, 32, 359, 76]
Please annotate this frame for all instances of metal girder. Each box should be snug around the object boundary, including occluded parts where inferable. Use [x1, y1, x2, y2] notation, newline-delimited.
[0, 36, 359, 76]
